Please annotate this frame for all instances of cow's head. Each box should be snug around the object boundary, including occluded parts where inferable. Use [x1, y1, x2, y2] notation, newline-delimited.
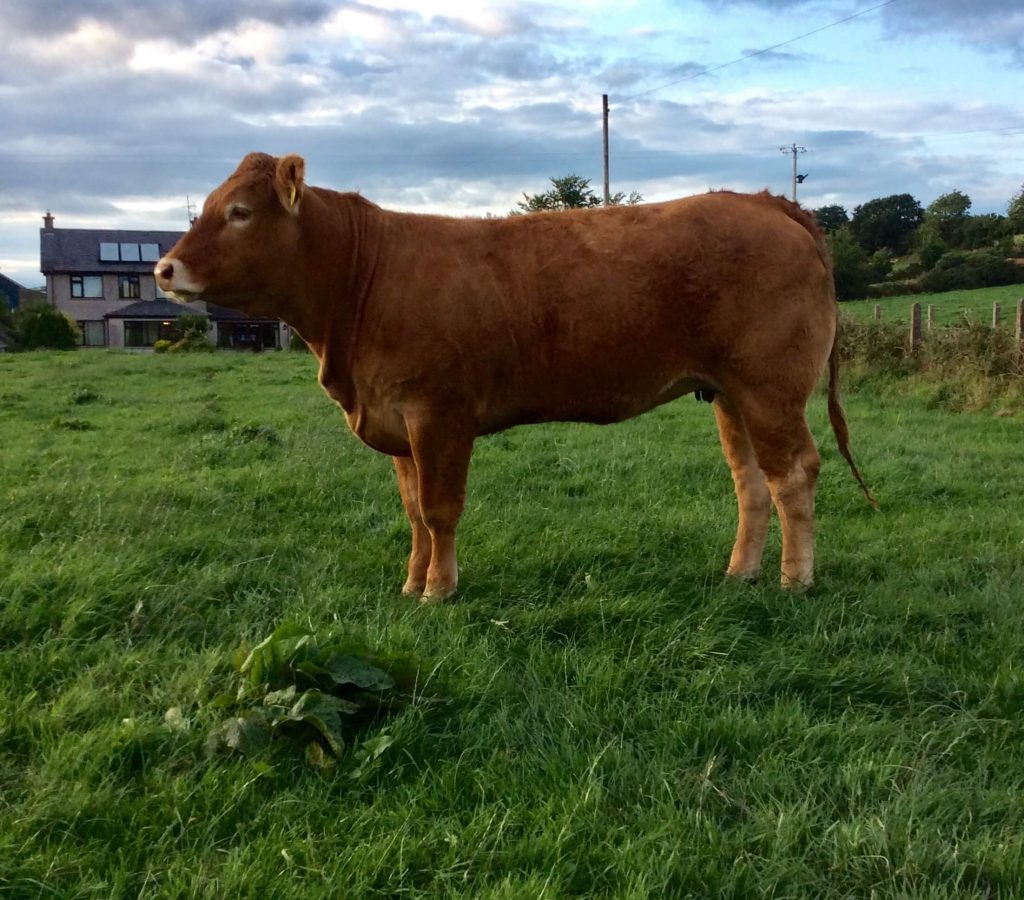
[155, 152, 306, 315]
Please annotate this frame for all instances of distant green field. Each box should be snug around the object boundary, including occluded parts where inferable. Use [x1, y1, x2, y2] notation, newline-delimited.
[2, 350, 1024, 897]
[842, 283, 1024, 327]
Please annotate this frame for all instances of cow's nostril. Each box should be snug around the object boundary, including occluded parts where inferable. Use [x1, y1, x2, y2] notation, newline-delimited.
[159, 263, 174, 281]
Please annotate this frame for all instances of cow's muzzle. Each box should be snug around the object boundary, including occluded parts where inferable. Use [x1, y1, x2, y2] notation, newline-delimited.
[155, 257, 204, 301]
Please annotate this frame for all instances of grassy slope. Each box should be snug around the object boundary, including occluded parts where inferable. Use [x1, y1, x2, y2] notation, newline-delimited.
[2, 351, 1024, 898]
[842, 283, 1024, 326]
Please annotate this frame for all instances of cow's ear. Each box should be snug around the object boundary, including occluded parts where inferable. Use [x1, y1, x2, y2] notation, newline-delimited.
[275, 154, 306, 215]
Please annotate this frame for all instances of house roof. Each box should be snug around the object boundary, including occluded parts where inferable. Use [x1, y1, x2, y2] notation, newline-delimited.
[105, 300, 204, 319]
[40, 227, 184, 274]
[105, 299, 280, 324]
[0, 272, 22, 309]
[205, 303, 280, 324]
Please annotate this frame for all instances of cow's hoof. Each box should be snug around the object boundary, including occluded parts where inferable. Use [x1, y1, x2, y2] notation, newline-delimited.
[780, 573, 813, 591]
[401, 579, 426, 597]
[420, 584, 456, 604]
[725, 567, 760, 584]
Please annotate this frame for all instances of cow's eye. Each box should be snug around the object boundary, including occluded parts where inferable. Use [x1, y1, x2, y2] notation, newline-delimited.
[227, 204, 252, 223]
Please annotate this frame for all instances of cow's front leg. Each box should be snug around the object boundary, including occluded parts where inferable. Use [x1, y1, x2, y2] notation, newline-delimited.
[407, 415, 475, 602]
[393, 456, 431, 596]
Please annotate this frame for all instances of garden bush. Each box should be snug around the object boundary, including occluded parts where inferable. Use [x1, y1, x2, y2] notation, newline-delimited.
[920, 249, 1024, 293]
[8, 303, 78, 350]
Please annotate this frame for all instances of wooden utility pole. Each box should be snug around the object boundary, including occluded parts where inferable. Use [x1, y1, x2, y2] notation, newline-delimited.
[779, 143, 807, 202]
[602, 94, 611, 206]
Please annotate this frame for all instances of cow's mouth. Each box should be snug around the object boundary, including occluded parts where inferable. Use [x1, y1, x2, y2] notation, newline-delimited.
[168, 289, 201, 303]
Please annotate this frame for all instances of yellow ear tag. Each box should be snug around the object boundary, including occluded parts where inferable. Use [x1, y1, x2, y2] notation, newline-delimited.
[289, 185, 297, 207]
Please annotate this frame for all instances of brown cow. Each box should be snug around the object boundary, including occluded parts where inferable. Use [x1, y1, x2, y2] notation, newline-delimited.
[156, 152, 874, 600]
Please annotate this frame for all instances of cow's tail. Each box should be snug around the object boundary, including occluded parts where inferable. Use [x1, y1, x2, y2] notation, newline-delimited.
[771, 191, 878, 508]
[827, 301, 879, 509]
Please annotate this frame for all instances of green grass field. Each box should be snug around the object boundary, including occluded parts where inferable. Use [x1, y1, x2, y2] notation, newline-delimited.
[842, 283, 1024, 327]
[2, 350, 1024, 898]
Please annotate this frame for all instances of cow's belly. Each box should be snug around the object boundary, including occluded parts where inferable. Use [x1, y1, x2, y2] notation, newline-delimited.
[482, 374, 710, 432]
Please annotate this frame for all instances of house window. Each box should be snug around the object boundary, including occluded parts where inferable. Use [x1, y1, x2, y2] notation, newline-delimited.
[124, 320, 176, 348]
[70, 275, 103, 298]
[217, 322, 280, 350]
[99, 242, 161, 262]
[78, 321, 105, 347]
[119, 275, 141, 299]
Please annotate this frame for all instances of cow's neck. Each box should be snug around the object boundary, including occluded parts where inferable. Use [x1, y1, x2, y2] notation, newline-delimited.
[296, 190, 382, 414]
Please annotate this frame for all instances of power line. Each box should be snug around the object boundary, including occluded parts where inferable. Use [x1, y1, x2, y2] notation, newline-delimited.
[617, 0, 904, 105]
[452, 0, 906, 171]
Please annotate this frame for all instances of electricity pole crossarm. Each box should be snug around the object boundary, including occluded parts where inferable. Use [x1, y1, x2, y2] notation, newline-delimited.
[780, 143, 807, 201]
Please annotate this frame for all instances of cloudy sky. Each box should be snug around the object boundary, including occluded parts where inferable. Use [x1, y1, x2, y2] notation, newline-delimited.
[1, 0, 1022, 286]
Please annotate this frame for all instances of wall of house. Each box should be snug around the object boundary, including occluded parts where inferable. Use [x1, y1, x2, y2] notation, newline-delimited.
[51, 273, 167, 347]
[107, 319, 125, 348]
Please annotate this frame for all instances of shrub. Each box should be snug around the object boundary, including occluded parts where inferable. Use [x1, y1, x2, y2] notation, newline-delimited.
[921, 315, 1023, 379]
[839, 313, 1024, 401]
[153, 339, 172, 353]
[168, 314, 213, 352]
[169, 332, 214, 353]
[10, 303, 78, 351]
[290, 333, 309, 352]
[867, 248, 894, 282]
[870, 279, 922, 298]
[827, 227, 873, 300]
[920, 249, 1024, 293]
[918, 238, 946, 271]
[838, 318, 917, 377]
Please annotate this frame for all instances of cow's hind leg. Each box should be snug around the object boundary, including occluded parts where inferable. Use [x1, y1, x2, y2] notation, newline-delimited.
[739, 398, 821, 589]
[714, 397, 771, 581]
[393, 456, 431, 597]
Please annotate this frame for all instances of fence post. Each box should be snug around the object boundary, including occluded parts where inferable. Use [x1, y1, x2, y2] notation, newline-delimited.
[873, 304, 881, 321]
[1016, 298, 1023, 346]
[927, 305, 936, 331]
[909, 302, 922, 351]
[993, 302, 1002, 329]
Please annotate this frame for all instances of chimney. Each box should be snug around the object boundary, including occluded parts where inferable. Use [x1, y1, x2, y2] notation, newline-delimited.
[43, 210, 54, 230]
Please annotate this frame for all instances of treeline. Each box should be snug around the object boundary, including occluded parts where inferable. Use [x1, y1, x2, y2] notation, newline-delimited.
[815, 186, 1024, 300]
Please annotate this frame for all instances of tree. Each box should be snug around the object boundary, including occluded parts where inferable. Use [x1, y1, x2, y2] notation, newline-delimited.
[960, 213, 1010, 250]
[11, 302, 78, 350]
[514, 174, 642, 214]
[849, 193, 924, 255]
[1007, 183, 1024, 235]
[918, 235, 946, 271]
[826, 227, 872, 301]
[923, 190, 971, 247]
[813, 204, 849, 234]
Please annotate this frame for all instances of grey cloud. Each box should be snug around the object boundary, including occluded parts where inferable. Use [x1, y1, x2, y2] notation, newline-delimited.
[689, 0, 1024, 65]
[881, 0, 1024, 64]
[0, 0, 335, 42]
